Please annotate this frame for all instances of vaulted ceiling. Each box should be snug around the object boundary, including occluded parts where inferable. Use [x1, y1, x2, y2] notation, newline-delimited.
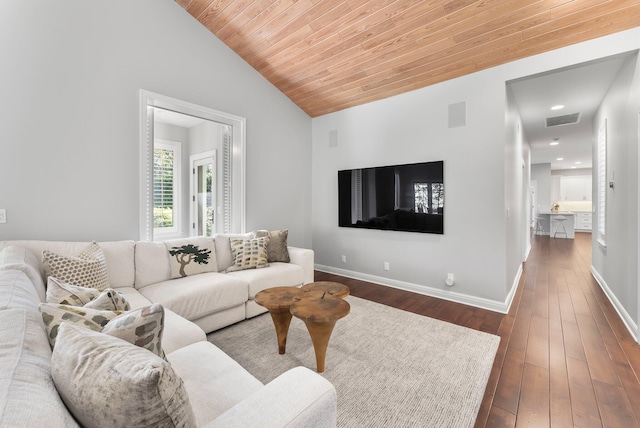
[177, 0, 640, 117]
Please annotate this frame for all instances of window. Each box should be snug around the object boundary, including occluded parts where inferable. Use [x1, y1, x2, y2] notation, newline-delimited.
[154, 140, 181, 237]
[597, 120, 606, 246]
[414, 182, 444, 214]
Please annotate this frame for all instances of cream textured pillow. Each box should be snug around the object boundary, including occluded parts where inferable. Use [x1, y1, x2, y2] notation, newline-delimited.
[164, 237, 218, 278]
[226, 237, 270, 272]
[39, 303, 122, 347]
[46, 277, 129, 311]
[42, 242, 109, 289]
[51, 323, 197, 428]
[101, 304, 165, 358]
[254, 229, 290, 263]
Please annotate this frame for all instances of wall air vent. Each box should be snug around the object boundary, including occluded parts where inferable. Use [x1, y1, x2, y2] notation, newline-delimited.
[546, 113, 581, 127]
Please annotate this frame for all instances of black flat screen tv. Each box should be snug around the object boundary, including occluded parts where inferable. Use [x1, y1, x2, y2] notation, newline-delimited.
[338, 160, 444, 234]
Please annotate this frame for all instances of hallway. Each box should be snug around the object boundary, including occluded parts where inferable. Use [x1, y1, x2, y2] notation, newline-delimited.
[315, 232, 640, 427]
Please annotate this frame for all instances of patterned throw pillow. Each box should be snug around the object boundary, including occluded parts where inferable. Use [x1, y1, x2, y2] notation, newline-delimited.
[226, 237, 270, 272]
[39, 303, 122, 347]
[46, 277, 130, 311]
[163, 237, 218, 279]
[84, 289, 130, 311]
[51, 323, 196, 428]
[42, 242, 109, 289]
[101, 304, 165, 358]
[254, 229, 290, 263]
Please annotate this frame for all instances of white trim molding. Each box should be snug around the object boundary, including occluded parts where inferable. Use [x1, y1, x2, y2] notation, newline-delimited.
[315, 264, 523, 314]
[591, 266, 639, 343]
[139, 90, 246, 241]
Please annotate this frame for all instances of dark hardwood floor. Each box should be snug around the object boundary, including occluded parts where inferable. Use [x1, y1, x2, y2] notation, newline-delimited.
[314, 232, 640, 427]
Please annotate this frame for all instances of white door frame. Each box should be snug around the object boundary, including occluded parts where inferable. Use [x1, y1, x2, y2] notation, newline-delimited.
[190, 150, 216, 237]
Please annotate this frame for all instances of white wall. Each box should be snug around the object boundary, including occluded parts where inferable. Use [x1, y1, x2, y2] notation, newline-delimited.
[592, 52, 640, 337]
[0, 0, 312, 247]
[505, 85, 528, 296]
[312, 74, 509, 309]
[312, 27, 640, 312]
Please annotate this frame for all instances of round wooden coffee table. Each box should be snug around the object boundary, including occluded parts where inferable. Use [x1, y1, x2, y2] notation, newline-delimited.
[254, 286, 303, 354]
[290, 295, 350, 373]
[301, 281, 350, 299]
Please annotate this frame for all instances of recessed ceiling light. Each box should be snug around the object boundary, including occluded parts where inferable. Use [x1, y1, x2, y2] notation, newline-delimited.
[550, 142, 559, 146]
[575, 161, 582, 164]
[551, 105, 565, 110]
[571, 166, 577, 169]
[556, 157, 564, 161]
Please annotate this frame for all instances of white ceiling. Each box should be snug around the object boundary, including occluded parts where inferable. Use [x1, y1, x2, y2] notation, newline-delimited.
[509, 52, 632, 171]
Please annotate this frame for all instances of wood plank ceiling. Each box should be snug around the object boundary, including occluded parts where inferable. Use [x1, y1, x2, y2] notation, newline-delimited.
[177, 0, 640, 117]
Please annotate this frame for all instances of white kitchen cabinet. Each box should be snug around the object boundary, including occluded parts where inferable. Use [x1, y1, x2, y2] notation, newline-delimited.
[561, 176, 592, 201]
[575, 212, 592, 231]
[550, 175, 561, 202]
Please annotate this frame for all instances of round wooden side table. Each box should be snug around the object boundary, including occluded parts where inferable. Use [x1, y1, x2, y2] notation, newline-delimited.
[254, 286, 303, 354]
[290, 296, 350, 373]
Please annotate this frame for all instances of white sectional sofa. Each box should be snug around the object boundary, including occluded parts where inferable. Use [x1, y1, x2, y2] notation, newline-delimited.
[0, 237, 337, 427]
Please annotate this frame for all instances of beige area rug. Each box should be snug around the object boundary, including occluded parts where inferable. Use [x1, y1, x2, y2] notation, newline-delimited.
[208, 296, 500, 427]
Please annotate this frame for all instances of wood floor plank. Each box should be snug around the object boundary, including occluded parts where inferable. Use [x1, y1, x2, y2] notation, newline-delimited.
[313, 233, 640, 427]
[592, 380, 639, 427]
[515, 363, 550, 427]
[566, 356, 602, 427]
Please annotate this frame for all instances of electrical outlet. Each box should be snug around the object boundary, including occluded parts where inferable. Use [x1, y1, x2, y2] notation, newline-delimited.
[384, 262, 390, 271]
[341, 255, 347, 263]
[0, 209, 6, 224]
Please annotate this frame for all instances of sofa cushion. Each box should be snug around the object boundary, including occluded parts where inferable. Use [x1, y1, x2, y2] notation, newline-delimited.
[0, 270, 42, 314]
[39, 303, 122, 347]
[108, 286, 206, 354]
[254, 229, 290, 263]
[46, 277, 130, 311]
[0, 309, 79, 427]
[134, 241, 171, 289]
[138, 273, 248, 321]
[167, 341, 263, 426]
[51, 323, 196, 428]
[164, 237, 218, 278]
[0, 245, 47, 302]
[0, 240, 136, 288]
[226, 237, 269, 272]
[227, 262, 304, 299]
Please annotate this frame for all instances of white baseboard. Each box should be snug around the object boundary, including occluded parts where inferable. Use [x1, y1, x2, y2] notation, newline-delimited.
[315, 264, 517, 314]
[505, 264, 523, 314]
[590, 266, 639, 343]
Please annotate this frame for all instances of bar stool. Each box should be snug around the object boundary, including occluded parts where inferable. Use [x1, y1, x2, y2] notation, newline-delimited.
[534, 217, 545, 235]
[553, 215, 568, 238]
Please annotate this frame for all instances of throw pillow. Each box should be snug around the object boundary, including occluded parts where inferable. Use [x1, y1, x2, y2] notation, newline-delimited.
[39, 303, 122, 348]
[84, 288, 130, 312]
[164, 237, 218, 278]
[51, 323, 197, 428]
[46, 276, 101, 306]
[46, 277, 130, 311]
[225, 237, 270, 272]
[213, 233, 253, 272]
[101, 304, 165, 358]
[254, 229, 290, 263]
[42, 242, 109, 290]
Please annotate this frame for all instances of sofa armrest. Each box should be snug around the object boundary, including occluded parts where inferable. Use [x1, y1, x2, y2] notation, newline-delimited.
[288, 247, 314, 285]
[205, 367, 336, 428]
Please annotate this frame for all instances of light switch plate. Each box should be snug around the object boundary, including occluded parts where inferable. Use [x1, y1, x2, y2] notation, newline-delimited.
[0, 209, 6, 224]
